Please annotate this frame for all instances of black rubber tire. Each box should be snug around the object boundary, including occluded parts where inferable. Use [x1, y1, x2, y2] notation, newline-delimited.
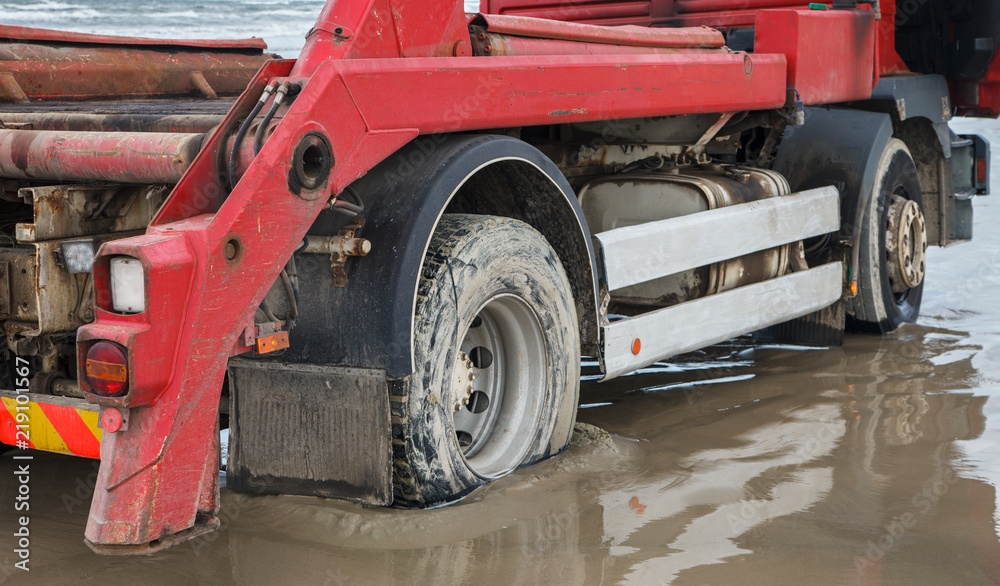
[847, 138, 924, 333]
[391, 214, 580, 507]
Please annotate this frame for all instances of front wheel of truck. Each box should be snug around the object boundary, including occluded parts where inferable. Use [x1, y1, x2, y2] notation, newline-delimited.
[848, 138, 927, 334]
[391, 214, 580, 507]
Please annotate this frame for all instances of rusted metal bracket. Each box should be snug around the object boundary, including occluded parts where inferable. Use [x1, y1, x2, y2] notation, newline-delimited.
[189, 71, 218, 99]
[687, 112, 735, 154]
[0, 73, 28, 103]
[301, 217, 371, 287]
[239, 320, 290, 355]
[0, 261, 9, 317]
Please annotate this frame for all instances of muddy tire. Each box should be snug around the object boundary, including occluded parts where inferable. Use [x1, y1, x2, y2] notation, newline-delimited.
[847, 139, 926, 333]
[391, 214, 580, 507]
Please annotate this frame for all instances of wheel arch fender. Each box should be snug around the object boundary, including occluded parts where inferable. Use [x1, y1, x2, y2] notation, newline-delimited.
[285, 134, 599, 379]
[772, 107, 894, 253]
[855, 74, 958, 245]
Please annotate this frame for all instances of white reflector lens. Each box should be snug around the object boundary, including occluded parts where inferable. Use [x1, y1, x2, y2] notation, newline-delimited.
[110, 257, 145, 314]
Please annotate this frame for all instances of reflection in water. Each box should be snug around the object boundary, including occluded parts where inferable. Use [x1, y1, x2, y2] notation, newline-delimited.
[609, 403, 844, 583]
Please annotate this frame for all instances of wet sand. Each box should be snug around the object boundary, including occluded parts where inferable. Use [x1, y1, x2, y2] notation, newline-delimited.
[3, 119, 1000, 584]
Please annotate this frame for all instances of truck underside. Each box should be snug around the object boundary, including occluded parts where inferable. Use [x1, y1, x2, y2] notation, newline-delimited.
[0, 0, 994, 553]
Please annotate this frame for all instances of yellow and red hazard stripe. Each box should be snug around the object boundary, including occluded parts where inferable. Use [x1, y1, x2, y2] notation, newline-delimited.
[0, 393, 102, 458]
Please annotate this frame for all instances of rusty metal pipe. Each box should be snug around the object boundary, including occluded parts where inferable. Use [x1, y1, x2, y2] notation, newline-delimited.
[0, 129, 204, 183]
[302, 235, 372, 257]
[478, 32, 726, 57]
[0, 112, 226, 134]
[473, 15, 726, 48]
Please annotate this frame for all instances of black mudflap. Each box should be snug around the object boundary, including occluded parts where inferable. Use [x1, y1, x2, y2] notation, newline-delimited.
[227, 360, 392, 505]
[756, 300, 846, 347]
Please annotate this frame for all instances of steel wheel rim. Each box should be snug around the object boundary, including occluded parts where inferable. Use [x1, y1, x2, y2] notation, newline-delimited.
[452, 294, 546, 479]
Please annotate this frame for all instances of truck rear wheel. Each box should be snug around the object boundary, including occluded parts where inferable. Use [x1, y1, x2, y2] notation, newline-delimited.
[847, 138, 926, 333]
[392, 214, 580, 507]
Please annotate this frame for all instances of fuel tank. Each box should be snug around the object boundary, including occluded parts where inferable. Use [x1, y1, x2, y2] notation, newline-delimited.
[580, 164, 794, 311]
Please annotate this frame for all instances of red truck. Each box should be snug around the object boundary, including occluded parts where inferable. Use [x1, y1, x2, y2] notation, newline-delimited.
[0, 0, 993, 553]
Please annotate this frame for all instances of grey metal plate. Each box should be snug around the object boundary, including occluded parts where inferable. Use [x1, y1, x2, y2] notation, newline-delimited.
[602, 262, 843, 379]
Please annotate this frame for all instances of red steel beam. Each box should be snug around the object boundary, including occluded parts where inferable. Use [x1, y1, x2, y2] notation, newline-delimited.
[335, 53, 785, 130]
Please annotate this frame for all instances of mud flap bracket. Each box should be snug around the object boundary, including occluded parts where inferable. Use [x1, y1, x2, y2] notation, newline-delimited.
[85, 513, 220, 556]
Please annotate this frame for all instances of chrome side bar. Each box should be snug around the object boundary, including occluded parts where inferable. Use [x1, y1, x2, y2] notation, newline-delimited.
[601, 262, 843, 379]
[595, 186, 840, 291]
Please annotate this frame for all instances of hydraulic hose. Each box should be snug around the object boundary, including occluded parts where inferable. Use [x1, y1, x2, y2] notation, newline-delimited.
[228, 82, 276, 191]
[254, 82, 289, 155]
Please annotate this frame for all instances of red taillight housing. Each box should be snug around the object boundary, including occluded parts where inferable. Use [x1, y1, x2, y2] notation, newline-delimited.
[85, 341, 129, 397]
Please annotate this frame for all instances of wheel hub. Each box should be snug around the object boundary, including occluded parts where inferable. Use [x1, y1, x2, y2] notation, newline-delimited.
[451, 295, 545, 478]
[885, 195, 927, 293]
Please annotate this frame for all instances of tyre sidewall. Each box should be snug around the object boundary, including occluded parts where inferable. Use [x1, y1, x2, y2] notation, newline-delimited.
[853, 139, 924, 332]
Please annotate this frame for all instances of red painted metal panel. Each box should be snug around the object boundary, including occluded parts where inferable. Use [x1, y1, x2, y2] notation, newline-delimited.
[331, 53, 786, 130]
[293, 0, 471, 76]
[755, 9, 876, 105]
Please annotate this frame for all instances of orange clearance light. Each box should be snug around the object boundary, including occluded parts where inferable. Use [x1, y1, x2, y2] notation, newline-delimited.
[256, 331, 290, 354]
[850, 280, 859, 297]
[631, 338, 641, 355]
[85, 341, 129, 397]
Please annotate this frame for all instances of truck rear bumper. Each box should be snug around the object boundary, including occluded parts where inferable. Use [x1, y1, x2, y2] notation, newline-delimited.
[0, 391, 102, 459]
